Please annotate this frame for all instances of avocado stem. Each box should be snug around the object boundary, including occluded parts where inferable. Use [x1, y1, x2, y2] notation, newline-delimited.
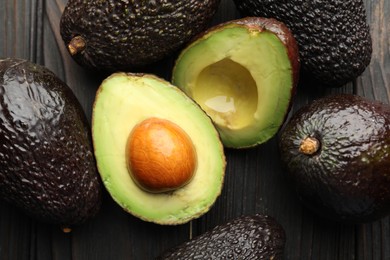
[299, 136, 320, 155]
[68, 36, 86, 56]
[62, 227, 72, 233]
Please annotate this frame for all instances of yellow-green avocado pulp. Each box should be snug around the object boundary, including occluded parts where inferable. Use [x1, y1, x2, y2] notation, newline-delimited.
[92, 73, 226, 225]
[173, 24, 294, 148]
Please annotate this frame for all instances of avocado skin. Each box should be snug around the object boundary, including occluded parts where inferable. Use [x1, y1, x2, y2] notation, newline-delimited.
[0, 58, 101, 226]
[279, 94, 390, 223]
[157, 214, 285, 259]
[60, 0, 221, 71]
[234, 0, 372, 87]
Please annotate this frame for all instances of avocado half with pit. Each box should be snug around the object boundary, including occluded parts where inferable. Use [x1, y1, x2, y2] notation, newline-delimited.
[172, 17, 300, 148]
[92, 73, 226, 225]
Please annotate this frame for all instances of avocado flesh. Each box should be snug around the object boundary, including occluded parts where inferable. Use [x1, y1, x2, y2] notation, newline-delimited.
[0, 58, 101, 226]
[158, 214, 286, 259]
[279, 94, 390, 222]
[173, 24, 294, 148]
[92, 73, 225, 225]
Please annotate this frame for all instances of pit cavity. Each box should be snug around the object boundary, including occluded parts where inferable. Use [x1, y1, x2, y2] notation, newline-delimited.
[192, 58, 258, 129]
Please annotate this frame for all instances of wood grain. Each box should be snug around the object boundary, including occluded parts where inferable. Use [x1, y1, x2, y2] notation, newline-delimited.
[0, 0, 389, 259]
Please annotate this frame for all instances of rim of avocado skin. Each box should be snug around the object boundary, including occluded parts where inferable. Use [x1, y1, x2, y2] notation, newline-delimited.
[92, 72, 226, 225]
[172, 17, 300, 149]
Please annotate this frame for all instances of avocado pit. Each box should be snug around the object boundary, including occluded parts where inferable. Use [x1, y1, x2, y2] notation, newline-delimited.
[126, 117, 197, 193]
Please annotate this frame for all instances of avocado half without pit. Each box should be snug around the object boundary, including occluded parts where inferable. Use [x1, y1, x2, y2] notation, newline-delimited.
[92, 73, 226, 225]
[172, 17, 300, 148]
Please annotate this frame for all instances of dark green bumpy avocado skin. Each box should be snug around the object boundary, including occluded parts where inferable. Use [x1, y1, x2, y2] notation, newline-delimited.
[0, 58, 101, 226]
[234, 0, 372, 87]
[60, 0, 221, 71]
[157, 214, 285, 259]
[279, 94, 390, 223]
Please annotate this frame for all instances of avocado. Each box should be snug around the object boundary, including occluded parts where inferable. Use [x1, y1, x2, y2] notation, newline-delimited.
[279, 94, 390, 223]
[60, 0, 221, 71]
[234, 0, 372, 87]
[0, 58, 101, 227]
[172, 17, 299, 148]
[92, 72, 225, 225]
[157, 214, 286, 259]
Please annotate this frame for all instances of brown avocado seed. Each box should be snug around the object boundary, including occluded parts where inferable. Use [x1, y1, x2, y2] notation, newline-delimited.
[299, 136, 320, 155]
[126, 117, 197, 193]
[68, 36, 86, 56]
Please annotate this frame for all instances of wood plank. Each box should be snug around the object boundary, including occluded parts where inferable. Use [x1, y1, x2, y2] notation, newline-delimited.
[355, 1, 390, 259]
[0, 0, 389, 259]
[1, 1, 47, 260]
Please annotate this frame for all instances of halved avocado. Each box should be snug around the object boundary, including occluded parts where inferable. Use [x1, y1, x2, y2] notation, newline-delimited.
[92, 72, 226, 225]
[172, 17, 300, 148]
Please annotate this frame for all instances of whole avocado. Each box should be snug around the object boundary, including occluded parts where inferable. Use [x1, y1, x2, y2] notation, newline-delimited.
[234, 0, 372, 87]
[279, 94, 390, 223]
[60, 0, 221, 71]
[157, 214, 286, 259]
[0, 58, 101, 227]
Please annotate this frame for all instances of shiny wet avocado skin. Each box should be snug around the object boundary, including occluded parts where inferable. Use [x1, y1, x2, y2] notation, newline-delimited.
[60, 0, 221, 71]
[0, 58, 101, 226]
[234, 0, 372, 87]
[279, 94, 390, 222]
[158, 214, 286, 259]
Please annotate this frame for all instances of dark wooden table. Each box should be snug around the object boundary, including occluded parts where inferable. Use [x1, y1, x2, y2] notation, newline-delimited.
[1, 0, 389, 259]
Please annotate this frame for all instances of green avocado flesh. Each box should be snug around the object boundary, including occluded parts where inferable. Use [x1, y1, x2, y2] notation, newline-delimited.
[92, 73, 225, 225]
[173, 24, 294, 148]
